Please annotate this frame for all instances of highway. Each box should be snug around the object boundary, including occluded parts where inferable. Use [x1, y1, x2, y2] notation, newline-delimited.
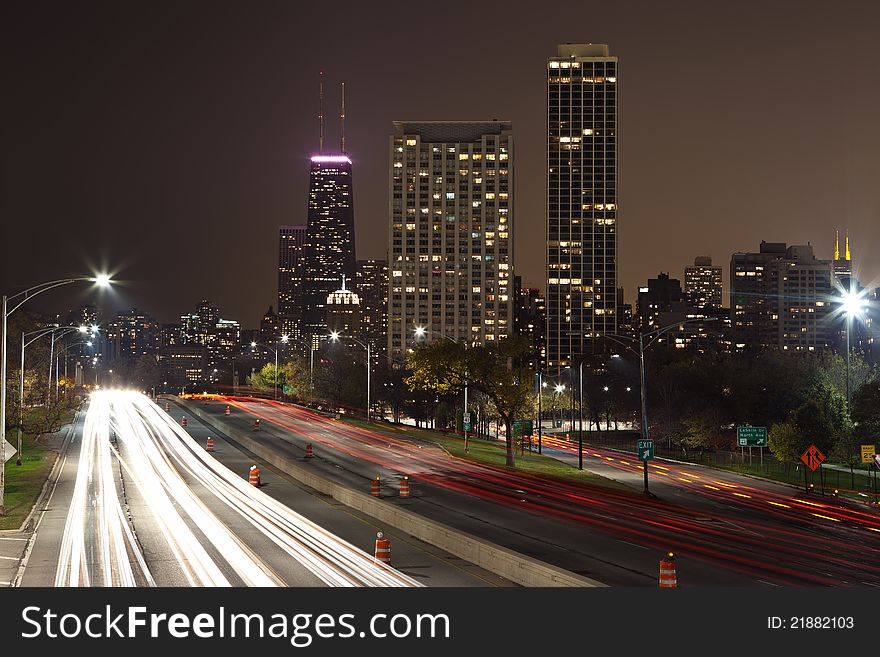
[198, 396, 880, 587]
[21, 391, 502, 587]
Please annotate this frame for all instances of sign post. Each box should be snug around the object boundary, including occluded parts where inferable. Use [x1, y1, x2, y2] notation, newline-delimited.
[800, 444, 827, 493]
[637, 439, 654, 495]
[737, 426, 768, 466]
[462, 412, 471, 433]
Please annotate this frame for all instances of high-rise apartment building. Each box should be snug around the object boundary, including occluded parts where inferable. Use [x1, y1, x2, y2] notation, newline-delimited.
[684, 256, 723, 308]
[387, 121, 514, 364]
[278, 225, 307, 343]
[547, 43, 618, 368]
[514, 276, 547, 370]
[356, 259, 388, 368]
[302, 156, 357, 347]
[731, 242, 833, 351]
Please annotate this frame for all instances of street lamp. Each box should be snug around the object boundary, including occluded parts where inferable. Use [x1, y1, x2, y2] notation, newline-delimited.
[1, 274, 112, 515]
[250, 335, 288, 400]
[328, 331, 371, 422]
[597, 316, 718, 494]
[413, 326, 471, 452]
[840, 289, 868, 411]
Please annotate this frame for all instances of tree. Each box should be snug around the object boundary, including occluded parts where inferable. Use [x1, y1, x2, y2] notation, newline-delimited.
[768, 420, 803, 463]
[852, 379, 880, 439]
[246, 362, 286, 393]
[282, 358, 312, 400]
[407, 337, 533, 466]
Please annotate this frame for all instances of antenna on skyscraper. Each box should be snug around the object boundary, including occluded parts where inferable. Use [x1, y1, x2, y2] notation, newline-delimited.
[340, 82, 346, 153]
[319, 71, 325, 153]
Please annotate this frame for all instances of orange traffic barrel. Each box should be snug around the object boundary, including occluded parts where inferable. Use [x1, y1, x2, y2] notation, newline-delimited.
[305, 443, 314, 458]
[253, 418, 261, 431]
[249, 465, 261, 487]
[206, 437, 215, 452]
[399, 476, 410, 498]
[659, 552, 677, 588]
[374, 532, 391, 564]
[164, 402, 170, 412]
[181, 416, 187, 427]
[225, 405, 231, 416]
[371, 476, 381, 497]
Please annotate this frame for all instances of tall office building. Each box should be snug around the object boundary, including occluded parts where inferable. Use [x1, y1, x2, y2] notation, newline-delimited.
[356, 259, 389, 367]
[325, 276, 361, 338]
[278, 225, 307, 343]
[832, 230, 853, 292]
[302, 155, 357, 347]
[731, 242, 833, 351]
[387, 121, 514, 364]
[547, 43, 618, 368]
[684, 256, 723, 308]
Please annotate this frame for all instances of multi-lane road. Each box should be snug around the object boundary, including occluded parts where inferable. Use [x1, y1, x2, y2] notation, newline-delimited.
[18, 391, 503, 587]
[201, 396, 880, 587]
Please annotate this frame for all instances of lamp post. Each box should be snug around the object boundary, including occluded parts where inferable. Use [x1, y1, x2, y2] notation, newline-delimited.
[250, 335, 289, 400]
[597, 317, 718, 494]
[536, 370, 544, 454]
[18, 326, 90, 465]
[1, 275, 111, 515]
[413, 326, 470, 451]
[328, 331, 371, 422]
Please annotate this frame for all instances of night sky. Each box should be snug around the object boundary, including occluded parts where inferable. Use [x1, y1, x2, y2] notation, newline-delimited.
[3, 1, 879, 326]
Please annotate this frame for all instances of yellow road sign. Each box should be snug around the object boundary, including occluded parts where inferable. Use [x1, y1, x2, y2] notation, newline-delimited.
[861, 444, 876, 465]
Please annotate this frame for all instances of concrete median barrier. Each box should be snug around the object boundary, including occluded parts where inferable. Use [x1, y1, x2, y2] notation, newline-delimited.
[171, 397, 604, 588]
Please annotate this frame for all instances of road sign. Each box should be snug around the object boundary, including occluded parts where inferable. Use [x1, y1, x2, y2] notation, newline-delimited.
[2, 439, 17, 463]
[637, 439, 654, 461]
[737, 426, 768, 447]
[463, 413, 471, 432]
[512, 420, 533, 437]
[282, 383, 292, 395]
[800, 444, 826, 472]
[862, 444, 877, 464]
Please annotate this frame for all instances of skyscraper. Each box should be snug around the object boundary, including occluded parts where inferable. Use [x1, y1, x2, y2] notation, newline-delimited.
[325, 276, 361, 338]
[356, 259, 388, 368]
[387, 121, 514, 364]
[302, 155, 357, 347]
[278, 225, 307, 343]
[684, 256, 723, 308]
[547, 43, 618, 368]
[302, 77, 357, 348]
[832, 230, 852, 292]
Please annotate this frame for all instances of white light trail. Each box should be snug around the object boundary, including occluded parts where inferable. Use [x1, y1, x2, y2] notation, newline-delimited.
[55, 390, 419, 587]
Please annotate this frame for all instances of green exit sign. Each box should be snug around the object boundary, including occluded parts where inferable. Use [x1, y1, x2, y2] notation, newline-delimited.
[637, 439, 654, 461]
[737, 426, 768, 447]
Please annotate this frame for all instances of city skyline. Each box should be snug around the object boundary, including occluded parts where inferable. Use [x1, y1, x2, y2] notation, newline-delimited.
[3, 1, 880, 326]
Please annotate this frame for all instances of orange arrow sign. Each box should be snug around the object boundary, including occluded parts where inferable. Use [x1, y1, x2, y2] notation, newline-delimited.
[800, 444, 826, 472]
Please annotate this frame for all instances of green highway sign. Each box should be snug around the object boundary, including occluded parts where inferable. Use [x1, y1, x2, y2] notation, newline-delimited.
[463, 413, 472, 432]
[282, 384, 292, 395]
[512, 419, 534, 437]
[637, 439, 654, 461]
[737, 426, 768, 447]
